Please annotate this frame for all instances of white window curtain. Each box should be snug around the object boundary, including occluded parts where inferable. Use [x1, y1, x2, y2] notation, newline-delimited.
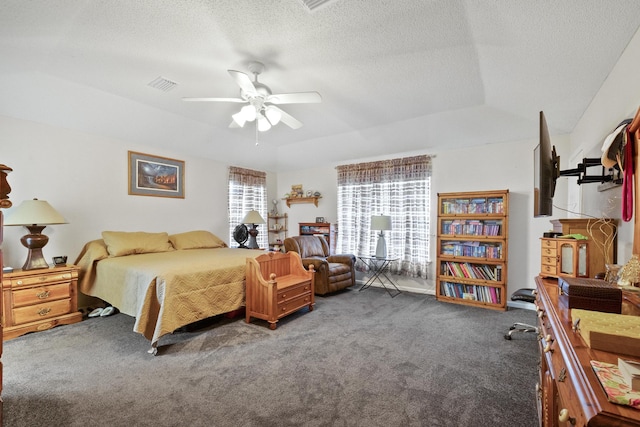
[228, 166, 268, 249]
[336, 155, 431, 278]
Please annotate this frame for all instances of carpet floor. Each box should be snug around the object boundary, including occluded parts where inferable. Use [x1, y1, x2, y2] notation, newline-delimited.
[2, 287, 539, 426]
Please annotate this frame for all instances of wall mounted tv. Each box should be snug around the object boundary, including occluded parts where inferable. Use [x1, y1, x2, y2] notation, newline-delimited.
[533, 111, 559, 217]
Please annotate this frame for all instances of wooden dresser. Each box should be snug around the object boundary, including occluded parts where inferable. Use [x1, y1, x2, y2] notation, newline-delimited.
[535, 276, 640, 426]
[2, 265, 82, 340]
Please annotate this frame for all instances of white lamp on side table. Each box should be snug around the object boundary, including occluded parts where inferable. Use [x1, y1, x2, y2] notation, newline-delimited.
[371, 215, 392, 259]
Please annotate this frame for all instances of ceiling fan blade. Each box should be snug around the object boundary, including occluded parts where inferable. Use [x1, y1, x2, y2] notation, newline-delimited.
[267, 91, 322, 105]
[269, 106, 303, 129]
[228, 70, 257, 96]
[182, 97, 246, 103]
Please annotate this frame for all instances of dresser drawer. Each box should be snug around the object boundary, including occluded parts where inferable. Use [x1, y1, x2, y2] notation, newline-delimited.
[12, 283, 70, 308]
[541, 255, 556, 266]
[541, 264, 557, 275]
[277, 293, 312, 317]
[541, 246, 557, 257]
[12, 299, 71, 325]
[277, 281, 312, 302]
[6, 271, 74, 288]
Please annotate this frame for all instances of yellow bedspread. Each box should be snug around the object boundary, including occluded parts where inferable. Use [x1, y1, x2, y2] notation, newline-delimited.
[75, 241, 263, 346]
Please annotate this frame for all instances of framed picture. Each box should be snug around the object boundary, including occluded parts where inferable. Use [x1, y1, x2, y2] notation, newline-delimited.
[128, 151, 185, 198]
[315, 216, 325, 223]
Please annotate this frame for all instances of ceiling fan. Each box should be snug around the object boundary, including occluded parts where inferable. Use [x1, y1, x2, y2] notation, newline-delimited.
[183, 61, 322, 132]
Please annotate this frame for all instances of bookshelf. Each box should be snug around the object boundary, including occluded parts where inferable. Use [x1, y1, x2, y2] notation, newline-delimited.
[436, 189, 509, 311]
[299, 222, 336, 255]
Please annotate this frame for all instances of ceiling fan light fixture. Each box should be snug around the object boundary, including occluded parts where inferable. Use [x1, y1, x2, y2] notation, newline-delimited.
[240, 105, 257, 122]
[232, 111, 247, 127]
[265, 106, 282, 125]
[257, 115, 272, 132]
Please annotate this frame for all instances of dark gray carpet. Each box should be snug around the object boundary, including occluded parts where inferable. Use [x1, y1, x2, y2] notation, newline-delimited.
[2, 288, 539, 426]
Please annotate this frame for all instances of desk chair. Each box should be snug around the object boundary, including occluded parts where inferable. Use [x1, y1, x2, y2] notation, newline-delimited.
[504, 288, 539, 340]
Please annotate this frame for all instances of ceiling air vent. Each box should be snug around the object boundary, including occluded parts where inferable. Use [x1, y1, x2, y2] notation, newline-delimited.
[148, 76, 177, 92]
[299, 0, 338, 12]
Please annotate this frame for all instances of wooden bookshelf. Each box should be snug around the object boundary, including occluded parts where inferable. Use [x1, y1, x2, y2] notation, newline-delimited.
[436, 189, 509, 311]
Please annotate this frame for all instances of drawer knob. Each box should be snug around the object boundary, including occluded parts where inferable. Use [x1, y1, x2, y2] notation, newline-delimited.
[16, 280, 23, 285]
[281, 294, 286, 299]
[558, 367, 566, 382]
[39, 276, 46, 281]
[38, 307, 52, 316]
[36, 291, 50, 299]
[558, 408, 576, 425]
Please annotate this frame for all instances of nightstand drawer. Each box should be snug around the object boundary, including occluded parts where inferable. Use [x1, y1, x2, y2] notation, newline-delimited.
[12, 299, 71, 325]
[12, 283, 70, 308]
[7, 271, 74, 287]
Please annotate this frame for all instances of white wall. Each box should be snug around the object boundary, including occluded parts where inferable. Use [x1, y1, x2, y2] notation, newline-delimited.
[0, 115, 234, 269]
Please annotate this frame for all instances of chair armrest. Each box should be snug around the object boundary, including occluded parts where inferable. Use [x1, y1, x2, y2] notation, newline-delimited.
[327, 254, 356, 266]
[301, 257, 329, 272]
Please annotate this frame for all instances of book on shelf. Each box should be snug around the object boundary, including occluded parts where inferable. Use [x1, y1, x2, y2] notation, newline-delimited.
[618, 358, 640, 390]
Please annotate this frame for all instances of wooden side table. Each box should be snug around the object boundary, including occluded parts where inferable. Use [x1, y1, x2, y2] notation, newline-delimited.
[2, 265, 82, 340]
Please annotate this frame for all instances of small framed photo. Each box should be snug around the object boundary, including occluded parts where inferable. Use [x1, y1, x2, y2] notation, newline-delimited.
[315, 217, 325, 223]
[128, 151, 185, 198]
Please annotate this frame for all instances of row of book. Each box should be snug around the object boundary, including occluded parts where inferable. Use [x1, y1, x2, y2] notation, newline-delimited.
[440, 242, 502, 259]
[440, 282, 502, 304]
[441, 261, 502, 281]
[440, 219, 502, 236]
[441, 197, 505, 214]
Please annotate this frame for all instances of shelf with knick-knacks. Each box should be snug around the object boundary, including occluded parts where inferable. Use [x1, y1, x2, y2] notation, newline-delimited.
[268, 213, 288, 252]
[283, 185, 321, 208]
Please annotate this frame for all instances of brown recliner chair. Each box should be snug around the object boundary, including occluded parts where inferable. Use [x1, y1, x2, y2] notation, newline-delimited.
[283, 235, 356, 295]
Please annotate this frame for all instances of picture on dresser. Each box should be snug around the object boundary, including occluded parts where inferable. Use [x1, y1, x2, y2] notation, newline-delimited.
[128, 151, 185, 198]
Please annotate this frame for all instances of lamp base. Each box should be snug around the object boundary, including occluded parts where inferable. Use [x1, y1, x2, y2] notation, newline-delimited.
[20, 225, 50, 270]
[247, 225, 260, 249]
[375, 232, 387, 259]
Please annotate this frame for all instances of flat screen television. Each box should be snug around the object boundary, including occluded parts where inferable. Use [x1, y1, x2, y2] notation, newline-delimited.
[534, 111, 559, 217]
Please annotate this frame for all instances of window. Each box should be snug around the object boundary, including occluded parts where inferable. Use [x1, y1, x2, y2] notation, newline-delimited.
[336, 155, 431, 278]
[228, 166, 268, 249]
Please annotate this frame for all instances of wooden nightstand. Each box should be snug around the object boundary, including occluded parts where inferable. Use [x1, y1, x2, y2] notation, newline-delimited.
[2, 265, 82, 340]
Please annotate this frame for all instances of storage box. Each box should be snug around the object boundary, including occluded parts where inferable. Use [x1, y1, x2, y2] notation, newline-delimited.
[572, 308, 640, 357]
[559, 277, 622, 314]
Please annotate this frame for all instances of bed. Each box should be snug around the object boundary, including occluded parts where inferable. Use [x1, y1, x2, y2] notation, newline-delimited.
[74, 230, 263, 353]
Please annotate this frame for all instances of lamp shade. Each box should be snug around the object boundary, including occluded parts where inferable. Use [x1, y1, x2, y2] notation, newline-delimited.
[4, 198, 68, 226]
[371, 215, 392, 231]
[242, 210, 265, 225]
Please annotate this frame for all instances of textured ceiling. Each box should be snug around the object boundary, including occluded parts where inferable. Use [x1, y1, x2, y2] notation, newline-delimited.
[1, 0, 640, 171]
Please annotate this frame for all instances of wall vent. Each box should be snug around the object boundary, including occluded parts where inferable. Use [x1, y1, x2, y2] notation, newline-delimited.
[299, 0, 338, 12]
[148, 76, 177, 92]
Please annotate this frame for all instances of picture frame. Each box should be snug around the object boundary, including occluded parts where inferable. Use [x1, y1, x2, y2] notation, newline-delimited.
[128, 151, 185, 198]
[315, 216, 325, 223]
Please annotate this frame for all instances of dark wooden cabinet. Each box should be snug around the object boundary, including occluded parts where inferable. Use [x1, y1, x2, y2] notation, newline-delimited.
[535, 276, 640, 426]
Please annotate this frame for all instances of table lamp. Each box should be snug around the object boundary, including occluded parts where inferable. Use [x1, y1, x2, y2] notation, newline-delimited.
[242, 210, 266, 249]
[371, 215, 392, 258]
[4, 198, 68, 270]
